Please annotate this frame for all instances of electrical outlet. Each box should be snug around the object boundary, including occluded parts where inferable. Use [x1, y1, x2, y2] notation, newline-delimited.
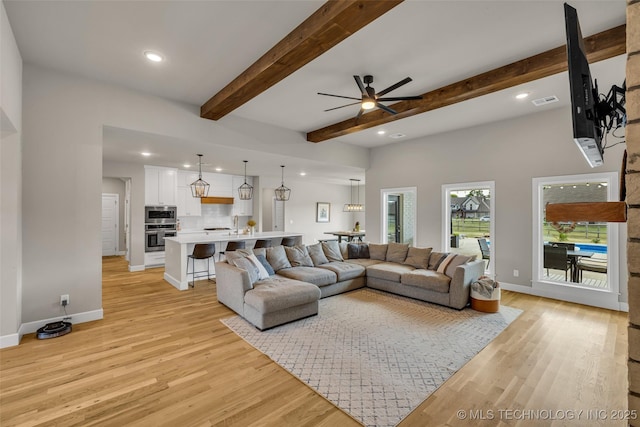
[513, 269, 519, 277]
[60, 294, 69, 306]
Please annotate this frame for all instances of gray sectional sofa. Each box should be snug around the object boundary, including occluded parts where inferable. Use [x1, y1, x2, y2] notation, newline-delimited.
[215, 241, 485, 330]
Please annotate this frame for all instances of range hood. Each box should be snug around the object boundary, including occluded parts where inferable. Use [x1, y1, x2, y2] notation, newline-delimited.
[200, 196, 234, 204]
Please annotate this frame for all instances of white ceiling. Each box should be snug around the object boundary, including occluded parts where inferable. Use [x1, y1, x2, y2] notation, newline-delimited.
[4, 0, 628, 179]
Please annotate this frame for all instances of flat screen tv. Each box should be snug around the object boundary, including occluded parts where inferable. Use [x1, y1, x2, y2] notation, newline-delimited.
[564, 3, 603, 167]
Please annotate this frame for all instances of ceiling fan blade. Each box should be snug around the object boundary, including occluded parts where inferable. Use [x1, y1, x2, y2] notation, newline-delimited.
[354, 75, 367, 96]
[377, 95, 423, 102]
[376, 102, 397, 115]
[324, 102, 362, 112]
[318, 92, 361, 101]
[376, 77, 412, 96]
[355, 107, 364, 121]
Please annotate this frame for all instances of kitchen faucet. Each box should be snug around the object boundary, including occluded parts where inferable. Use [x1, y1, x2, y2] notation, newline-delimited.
[233, 215, 239, 234]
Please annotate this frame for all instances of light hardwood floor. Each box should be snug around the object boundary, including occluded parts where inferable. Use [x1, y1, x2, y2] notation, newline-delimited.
[0, 256, 629, 426]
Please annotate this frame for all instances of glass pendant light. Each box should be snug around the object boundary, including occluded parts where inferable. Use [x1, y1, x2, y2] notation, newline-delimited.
[190, 154, 210, 198]
[238, 160, 253, 200]
[344, 178, 364, 212]
[274, 165, 291, 201]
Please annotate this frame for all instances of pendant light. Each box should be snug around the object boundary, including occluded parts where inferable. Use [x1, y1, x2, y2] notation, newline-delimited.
[274, 165, 291, 201]
[238, 160, 253, 200]
[190, 154, 210, 198]
[344, 178, 364, 212]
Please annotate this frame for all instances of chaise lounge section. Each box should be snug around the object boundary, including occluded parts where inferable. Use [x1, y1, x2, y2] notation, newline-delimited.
[215, 241, 485, 330]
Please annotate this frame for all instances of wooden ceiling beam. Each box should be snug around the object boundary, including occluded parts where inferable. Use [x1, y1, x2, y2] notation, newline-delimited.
[200, 0, 403, 121]
[306, 24, 626, 143]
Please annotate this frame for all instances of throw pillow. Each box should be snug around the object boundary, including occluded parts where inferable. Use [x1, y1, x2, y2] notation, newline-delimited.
[339, 241, 349, 260]
[428, 251, 448, 270]
[386, 242, 410, 263]
[284, 245, 314, 267]
[224, 248, 253, 263]
[348, 243, 370, 259]
[321, 240, 343, 262]
[404, 247, 432, 269]
[444, 254, 473, 279]
[252, 247, 266, 258]
[230, 257, 260, 285]
[255, 254, 275, 276]
[368, 243, 388, 260]
[436, 253, 458, 274]
[307, 243, 329, 266]
[266, 245, 292, 271]
[246, 253, 269, 279]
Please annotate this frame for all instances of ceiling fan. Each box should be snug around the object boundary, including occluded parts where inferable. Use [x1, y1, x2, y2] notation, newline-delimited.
[318, 75, 423, 120]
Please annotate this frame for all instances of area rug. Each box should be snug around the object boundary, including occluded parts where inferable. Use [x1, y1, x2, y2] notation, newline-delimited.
[221, 289, 521, 427]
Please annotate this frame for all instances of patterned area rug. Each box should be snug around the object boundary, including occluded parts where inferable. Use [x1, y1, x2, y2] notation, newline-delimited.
[221, 289, 521, 427]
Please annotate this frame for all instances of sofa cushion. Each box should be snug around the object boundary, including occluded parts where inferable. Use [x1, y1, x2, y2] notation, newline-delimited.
[366, 262, 416, 282]
[428, 251, 448, 270]
[266, 245, 292, 271]
[369, 243, 388, 260]
[245, 277, 320, 313]
[348, 243, 370, 259]
[318, 261, 366, 281]
[224, 249, 253, 263]
[404, 247, 432, 269]
[277, 266, 337, 287]
[345, 258, 385, 268]
[252, 247, 266, 258]
[322, 241, 344, 262]
[284, 245, 314, 267]
[230, 256, 260, 285]
[386, 242, 409, 263]
[401, 269, 451, 293]
[307, 243, 329, 266]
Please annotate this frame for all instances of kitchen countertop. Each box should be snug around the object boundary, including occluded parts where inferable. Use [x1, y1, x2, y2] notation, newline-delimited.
[165, 231, 304, 245]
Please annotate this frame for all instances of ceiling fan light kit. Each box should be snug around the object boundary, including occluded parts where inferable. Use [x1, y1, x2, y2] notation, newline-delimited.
[319, 74, 423, 120]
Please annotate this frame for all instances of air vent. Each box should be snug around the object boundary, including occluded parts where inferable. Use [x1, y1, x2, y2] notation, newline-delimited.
[532, 95, 559, 107]
[389, 133, 406, 139]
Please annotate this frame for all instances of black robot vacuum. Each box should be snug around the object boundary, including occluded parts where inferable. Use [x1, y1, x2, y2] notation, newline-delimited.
[36, 321, 72, 339]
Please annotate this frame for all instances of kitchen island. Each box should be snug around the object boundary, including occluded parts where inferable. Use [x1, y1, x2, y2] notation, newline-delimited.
[163, 231, 304, 290]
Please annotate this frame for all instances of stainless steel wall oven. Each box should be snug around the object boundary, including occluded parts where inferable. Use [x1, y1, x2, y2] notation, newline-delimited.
[145, 206, 177, 252]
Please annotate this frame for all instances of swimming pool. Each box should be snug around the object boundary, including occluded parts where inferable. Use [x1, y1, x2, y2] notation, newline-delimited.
[574, 243, 607, 254]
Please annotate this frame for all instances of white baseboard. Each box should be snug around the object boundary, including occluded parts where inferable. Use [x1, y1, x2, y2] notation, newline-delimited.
[18, 309, 104, 337]
[501, 282, 627, 312]
[0, 333, 20, 349]
[164, 272, 188, 291]
[117, 251, 126, 256]
[129, 264, 145, 272]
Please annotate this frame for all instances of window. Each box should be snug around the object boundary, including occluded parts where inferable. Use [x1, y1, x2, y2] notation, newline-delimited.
[442, 182, 495, 276]
[532, 172, 620, 308]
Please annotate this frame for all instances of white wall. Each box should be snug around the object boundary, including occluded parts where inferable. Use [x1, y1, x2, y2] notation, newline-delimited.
[366, 107, 627, 303]
[0, 0, 23, 345]
[20, 63, 369, 331]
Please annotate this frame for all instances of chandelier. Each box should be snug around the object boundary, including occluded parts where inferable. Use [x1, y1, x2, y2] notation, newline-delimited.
[344, 178, 364, 212]
[274, 165, 291, 201]
[190, 154, 210, 198]
[238, 160, 253, 200]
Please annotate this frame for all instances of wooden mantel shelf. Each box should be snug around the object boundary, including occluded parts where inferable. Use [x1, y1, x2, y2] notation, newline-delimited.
[546, 202, 627, 223]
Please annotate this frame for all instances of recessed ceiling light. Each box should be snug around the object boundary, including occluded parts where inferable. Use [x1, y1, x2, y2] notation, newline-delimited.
[300, 172, 307, 176]
[215, 167, 222, 172]
[183, 164, 191, 168]
[515, 92, 529, 100]
[143, 51, 164, 63]
[141, 152, 151, 156]
[389, 133, 405, 139]
[377, 130, 386, 135]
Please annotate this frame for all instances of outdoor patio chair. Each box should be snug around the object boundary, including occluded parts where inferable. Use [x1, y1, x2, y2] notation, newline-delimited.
[578, 253, 608, 281]
[543, 245, 571, 281]
[477, 238, 491, 267]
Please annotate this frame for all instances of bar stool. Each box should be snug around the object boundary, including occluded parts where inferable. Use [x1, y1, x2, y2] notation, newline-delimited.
[218, 240, 246, 261]
[187, 243, 216, 288]
[281, 236, 297, 247]
[254, 239, 272, 249]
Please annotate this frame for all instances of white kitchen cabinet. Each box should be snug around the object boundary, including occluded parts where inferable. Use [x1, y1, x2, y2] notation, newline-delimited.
[176, 171, 202, 217]
[202, 172, 233, 197]
[145, 166, 177, 206]
[232, 175, 254, 216]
